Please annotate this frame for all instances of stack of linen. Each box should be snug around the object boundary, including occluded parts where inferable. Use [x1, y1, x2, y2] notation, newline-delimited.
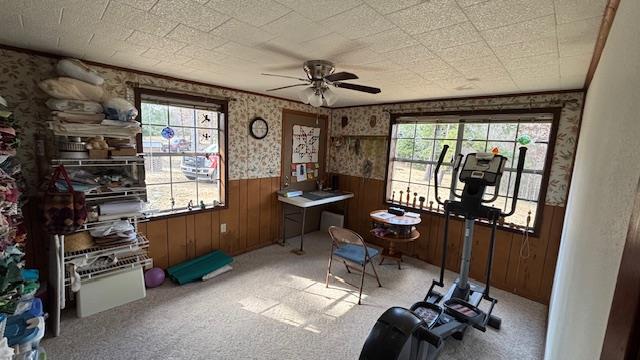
[89, 220, 137, 247]
[39, 58, 141, 141]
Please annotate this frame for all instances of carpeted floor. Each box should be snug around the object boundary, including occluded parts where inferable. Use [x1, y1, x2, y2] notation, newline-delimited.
[42, 231, 547, 359]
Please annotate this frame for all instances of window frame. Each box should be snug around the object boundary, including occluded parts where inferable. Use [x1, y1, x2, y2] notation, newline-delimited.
[134, 87, 229, 219]
[383, 107, 562, 236]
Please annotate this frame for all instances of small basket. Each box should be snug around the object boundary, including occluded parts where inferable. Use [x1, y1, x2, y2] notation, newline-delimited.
[63, 231, 95, 253]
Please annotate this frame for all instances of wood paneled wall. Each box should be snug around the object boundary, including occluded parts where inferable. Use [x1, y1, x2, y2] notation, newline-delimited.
[138, 177, 281, 269]
[336, 174, 565, 304]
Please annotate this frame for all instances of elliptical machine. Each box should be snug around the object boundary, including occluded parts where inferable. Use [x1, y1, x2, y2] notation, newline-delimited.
[359, 145, 527, 360]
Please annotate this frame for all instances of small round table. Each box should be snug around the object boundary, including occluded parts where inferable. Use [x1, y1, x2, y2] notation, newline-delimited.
[369, 210, 421, 270]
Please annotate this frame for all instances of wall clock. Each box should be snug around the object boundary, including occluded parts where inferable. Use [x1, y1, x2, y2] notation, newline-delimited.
[249, 117, 268, 139]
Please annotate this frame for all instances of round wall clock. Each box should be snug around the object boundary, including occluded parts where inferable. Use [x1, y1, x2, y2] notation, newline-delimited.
[249, 117, 268, 139]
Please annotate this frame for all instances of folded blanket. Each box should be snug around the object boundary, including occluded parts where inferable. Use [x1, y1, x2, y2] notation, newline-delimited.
[48, 120, 140, 139]
[46, 98, 103, 113]
[98, 200, 143, 216]
[52, 111, 105, 124]
[38, 77, 104, 102]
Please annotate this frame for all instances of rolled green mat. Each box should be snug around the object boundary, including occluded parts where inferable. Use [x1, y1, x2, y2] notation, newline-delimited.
[166, 250, 233, 285]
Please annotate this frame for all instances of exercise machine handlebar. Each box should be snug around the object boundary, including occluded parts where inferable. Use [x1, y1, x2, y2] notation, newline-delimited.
[501, 146, 527, 217]
[433, 145, 449, 206]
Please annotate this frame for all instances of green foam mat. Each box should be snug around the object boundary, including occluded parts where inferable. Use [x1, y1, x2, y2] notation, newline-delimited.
[166, 250, 233, 285]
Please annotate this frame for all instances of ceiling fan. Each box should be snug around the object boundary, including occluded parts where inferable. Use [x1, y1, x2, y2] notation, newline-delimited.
[262, 60, 381, 107]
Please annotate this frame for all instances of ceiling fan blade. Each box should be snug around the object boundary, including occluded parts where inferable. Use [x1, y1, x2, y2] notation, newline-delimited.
[259, 43, 308, 62]
[261, 73, 309, 82]
[324, 71, 358, 82]
[266, 84, 310, 91]
[334, 82, 381, 94]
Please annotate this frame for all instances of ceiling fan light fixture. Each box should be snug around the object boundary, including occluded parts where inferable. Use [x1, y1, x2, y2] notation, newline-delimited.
[299, 87, 315, 104]
[323, 87, 337, 106]
[308, 92, 324, 107]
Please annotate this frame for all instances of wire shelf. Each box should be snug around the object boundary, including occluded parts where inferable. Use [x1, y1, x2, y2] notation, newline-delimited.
[84, 187, 147, 202]
[64, 253, 152, 285]
[51, 157, 144, 167]
[64, 235, 149, 262]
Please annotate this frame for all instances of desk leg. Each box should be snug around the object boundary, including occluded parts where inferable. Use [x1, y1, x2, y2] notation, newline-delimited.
[280, 205, 286, 246]
[292, 207, 306, 255]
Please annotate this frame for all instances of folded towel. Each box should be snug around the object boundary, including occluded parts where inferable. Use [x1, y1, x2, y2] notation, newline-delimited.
[46, 98, 103, 113]
[52, 111, 105, 124]
[98, 200, 144, 216]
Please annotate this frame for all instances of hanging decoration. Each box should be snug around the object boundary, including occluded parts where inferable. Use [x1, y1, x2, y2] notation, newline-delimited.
[161, 126, 175, 140]
[517, 134, 533, 146]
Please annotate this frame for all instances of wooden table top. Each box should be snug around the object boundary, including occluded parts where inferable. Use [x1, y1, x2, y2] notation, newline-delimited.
[369, 210, 422, 226]
[370, 228, 420, 243]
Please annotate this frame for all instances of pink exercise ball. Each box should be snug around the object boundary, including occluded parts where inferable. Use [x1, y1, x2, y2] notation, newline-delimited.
[144, 268, 165, 288]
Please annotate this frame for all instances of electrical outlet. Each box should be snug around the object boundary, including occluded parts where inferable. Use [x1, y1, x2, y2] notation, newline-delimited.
[220, 223, 227, 233]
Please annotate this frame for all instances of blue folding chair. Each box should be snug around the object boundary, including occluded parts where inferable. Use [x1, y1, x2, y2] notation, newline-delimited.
[326, 226, 382, 305]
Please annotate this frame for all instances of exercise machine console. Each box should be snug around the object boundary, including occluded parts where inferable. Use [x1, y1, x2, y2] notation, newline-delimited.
[359, 145, 527, 360]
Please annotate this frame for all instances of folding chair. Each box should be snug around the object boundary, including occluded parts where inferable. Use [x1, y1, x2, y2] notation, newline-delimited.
[326, 226, 382, 305]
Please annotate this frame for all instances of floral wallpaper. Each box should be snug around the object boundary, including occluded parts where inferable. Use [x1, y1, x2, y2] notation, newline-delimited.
[0, 48, 329, 193]
[329, 92, 584, 207]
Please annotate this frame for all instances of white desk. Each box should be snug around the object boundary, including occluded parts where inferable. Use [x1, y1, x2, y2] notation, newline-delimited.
[279, 191, 354, 254]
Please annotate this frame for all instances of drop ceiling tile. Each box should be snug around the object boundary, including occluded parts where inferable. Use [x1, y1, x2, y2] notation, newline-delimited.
[111, 50, 161, 67]
[90, 34, 149, 55]
[214, 42, 268, 62]
[405, 58, 453, 74]
[116, 0, 157, 11]
[210, 19, 276, 46]
[448, 55, 502, 71]
[333, 47, 381, 66]
[384, 45, 436, 65]
[166, 24, 227, 50]
[464, 0, 554, 31]
[323, 5, 395, 40]
[554, 0, 607, 24]
[184, 58, 227, 72]
[557, 17, 601, 57]
[456, 0, 489, 7]
[559, 55, 590, 76]
[181, 44, 230, 62]
[493, 37, 557, 60]
[299, 33, 364, 59]
[126, 31, 186, 53]
[514, 76, 560, 91]
[435, 77, 480, 91]
[142, 48, 192, 65]
[386, 0, 467, 35]
[363, 0, 422, 14]
[261, 12, 331, 43]
[206, 0, 290, 27]
[481, 15, 556, 47]
[273, 0, 361, 21]
[502, 53, 559, 70]
[150, 0, 229, 32]
[419, 67, 464, 81]
[509, 63, 559, 80]
[434, 41, 493, 60]
[102, 1, 178, 36]
[358, 28, 419, 53]
[416, 22, 482, 51]
[457, 65, 511, 81]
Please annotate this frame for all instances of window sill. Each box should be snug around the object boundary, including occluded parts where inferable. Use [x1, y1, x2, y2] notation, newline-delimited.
[384, 200, 539, 237]
[145, 203, 228, 221]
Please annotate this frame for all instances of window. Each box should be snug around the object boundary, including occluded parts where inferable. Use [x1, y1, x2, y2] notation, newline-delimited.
[386, 110, 558, 233]
[136, 89, 227, 215]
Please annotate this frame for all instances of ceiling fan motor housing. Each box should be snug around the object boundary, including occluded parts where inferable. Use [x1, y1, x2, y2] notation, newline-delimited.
[304, 60, 335, 80]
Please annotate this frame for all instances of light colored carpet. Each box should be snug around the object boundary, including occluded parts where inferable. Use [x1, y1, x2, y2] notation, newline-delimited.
[43, 231, 547, 359]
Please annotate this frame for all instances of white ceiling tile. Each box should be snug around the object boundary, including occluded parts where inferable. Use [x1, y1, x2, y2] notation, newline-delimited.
[448, 55, 502, 71]
[457, 65, 511, 80]
[383, 45, 436, 65]
[150, 0, 229, 32]
[111, 50, 161, 67]
[420, 67, 464, 81]
[386, 0, 467, 35]
[207, 0, 290, 27]
[554, 0, 607, 24]
[214, 42, 268, 62]
[116, 0, 157, 11]
[358, 28, 419, 53]
[464, 0, 554, 31]
[210, 19, 276, 46]
[435, 77, 480, 91]
[494, 37, 557, 60]
[502, 53, 559, 70]
[184, 58, 227, 72]
[416, 22, 482, 51]
[180, 44, 227, 61]
[126, 31, 186, 53]
[273, 0, 362, 21]
[405, 58, 454, 74]
[559, 55, 590, 76]
[298, 33, 365, 59]
[332, 47, 381, 66]
[363, 0, 422, 14]
[481, 15, 556, 47]
[102, 1, 178, 36]
[557, 17, 601, 57]
[323, 5, 395, 40]
[510, 63, 559, 80]
[261, 12, 331, 43]
[166, 24, 227, 50]
[456, 0, 489, 7]
[434, 41, 493, 60]
[142, 48, 192, 65]
[90, 34, 149, 55]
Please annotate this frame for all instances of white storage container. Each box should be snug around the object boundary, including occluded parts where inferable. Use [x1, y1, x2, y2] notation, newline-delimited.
[76, 267, 146, 317]
[320, 211, 344, 232]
